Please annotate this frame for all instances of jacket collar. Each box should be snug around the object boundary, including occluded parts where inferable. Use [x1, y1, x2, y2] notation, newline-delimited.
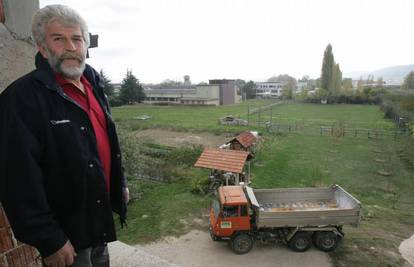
[33, 52, 98, 91]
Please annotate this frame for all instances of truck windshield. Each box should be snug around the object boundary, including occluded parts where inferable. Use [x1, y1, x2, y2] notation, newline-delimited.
[212, 199, 220, 219]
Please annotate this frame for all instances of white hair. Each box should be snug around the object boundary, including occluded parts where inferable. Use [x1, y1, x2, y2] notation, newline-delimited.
[32, 4, 90, 48]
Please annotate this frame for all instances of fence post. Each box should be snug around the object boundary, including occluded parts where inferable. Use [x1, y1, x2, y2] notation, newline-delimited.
[270, 106, 273, 125]
[247, 105, 250, 125]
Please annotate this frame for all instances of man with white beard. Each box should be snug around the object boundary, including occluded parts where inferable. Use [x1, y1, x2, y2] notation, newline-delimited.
[0, 5, 128, 267]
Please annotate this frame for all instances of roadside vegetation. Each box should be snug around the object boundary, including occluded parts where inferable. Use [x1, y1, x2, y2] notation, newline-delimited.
[113, 100, 414, 267]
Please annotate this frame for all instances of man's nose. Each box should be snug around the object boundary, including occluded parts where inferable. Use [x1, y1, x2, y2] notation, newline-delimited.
[64, 39, 77, 51]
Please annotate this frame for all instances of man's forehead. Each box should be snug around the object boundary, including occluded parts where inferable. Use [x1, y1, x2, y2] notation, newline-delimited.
[46, 19, 82, 35]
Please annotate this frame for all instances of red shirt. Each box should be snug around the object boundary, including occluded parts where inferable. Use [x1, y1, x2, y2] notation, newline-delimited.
[56, 74, 111, 192]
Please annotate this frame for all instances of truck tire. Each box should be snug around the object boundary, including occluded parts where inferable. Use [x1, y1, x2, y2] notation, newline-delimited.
[313, 231, 340, 252]
[230, 233, 254, 254]
[288, 232, 312, 252]
[209, 226, 220, 241]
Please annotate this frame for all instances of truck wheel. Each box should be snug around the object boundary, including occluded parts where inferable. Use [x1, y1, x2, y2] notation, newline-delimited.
[231, 233, 254, 254]
[288, 232, 312, 252]
[314, 231, 340, 252]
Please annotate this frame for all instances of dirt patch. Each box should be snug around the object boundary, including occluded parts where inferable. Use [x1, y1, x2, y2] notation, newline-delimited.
[135, 129, 231, 148]
[140, 230, 332, 267]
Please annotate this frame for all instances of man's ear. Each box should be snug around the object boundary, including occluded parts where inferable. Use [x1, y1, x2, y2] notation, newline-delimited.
[37, 44, 48, 59]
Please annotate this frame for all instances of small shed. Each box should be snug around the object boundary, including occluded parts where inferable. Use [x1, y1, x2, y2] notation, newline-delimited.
[229, 131, 258, 152]
[194, 148, 252, 185]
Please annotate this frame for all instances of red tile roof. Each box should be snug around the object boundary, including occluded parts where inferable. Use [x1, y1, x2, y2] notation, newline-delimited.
[194, 148, 250, 173]
[233, 131, 257, 148]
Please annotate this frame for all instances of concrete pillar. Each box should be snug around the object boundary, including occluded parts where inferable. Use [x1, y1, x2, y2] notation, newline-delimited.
[3, 0, 39, 39]
[0, 0, 38, 93]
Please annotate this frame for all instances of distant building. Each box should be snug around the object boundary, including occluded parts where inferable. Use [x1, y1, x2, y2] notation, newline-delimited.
[254, 81, 285, 98]
[209, 79, 241, 105]
[143, 84, 220, 105]
[296, 81, 308, 93]
[142, 79, 241, 106]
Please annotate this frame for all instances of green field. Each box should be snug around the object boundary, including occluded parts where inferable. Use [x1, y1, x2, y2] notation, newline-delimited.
[113, 101, 414, 267]
[112, 99, 273, 134]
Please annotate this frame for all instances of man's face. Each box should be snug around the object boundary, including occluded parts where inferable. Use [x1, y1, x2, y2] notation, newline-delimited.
[38, 19, 87, 80]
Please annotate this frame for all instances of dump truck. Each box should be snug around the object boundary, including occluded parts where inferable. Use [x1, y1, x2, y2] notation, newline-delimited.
[209, 184, 361, 254]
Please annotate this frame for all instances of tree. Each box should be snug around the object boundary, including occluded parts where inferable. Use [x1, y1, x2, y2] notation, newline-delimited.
[281, 79, 296, 100]
[333, 63, 342, 95]
[99, 69, 114, 96]
[320, 44, 335, 93]
[402, 71, 414, 89]
[320, 44, 342, 96]
[119, 70, 145, 104]
[342, 78, 353, 95]
[299, 75, 310, 82]
[267, 74, 295, 83]
[242, 81, 257, 100]
[376, 77, 384, 88]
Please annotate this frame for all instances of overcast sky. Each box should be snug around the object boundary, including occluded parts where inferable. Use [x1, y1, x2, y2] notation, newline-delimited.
[39, 0, 414, 84]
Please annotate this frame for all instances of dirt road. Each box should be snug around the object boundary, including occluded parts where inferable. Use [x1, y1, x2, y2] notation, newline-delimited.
[140, 230, 332, 267]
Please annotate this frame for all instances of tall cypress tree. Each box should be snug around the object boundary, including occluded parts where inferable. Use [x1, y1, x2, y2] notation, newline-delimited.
[321, 44, 334, 93]
[333, 63, 342, 95]
[320, 44, 342, 96]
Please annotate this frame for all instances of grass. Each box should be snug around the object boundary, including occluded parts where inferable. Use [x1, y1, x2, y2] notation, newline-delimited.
[113, 101, 414, 267]
[250, 134, 414, 266]
[112, 99, 274, 134]
[116, 174, 211, 244]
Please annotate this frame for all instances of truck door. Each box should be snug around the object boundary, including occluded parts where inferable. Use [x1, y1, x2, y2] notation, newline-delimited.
[220, 205, 250, 236]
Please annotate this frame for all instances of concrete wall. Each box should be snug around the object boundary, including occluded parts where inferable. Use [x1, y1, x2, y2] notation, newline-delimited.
[0, 0, 38, 94]
[196, 85, 219, 99]
[221, 83, 236, 105]
[0, 1, 41, 266]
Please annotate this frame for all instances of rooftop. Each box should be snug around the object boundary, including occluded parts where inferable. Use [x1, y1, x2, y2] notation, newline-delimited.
[232, 131, 257, 148]
[194, 148, 251, 173]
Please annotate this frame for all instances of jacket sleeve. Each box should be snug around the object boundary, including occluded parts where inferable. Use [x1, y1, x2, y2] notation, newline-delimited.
[0, 88, 68, 257]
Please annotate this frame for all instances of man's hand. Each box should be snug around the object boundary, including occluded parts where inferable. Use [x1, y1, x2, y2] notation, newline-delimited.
[43, 240, 77, 267]
[123, 187, 130, 204]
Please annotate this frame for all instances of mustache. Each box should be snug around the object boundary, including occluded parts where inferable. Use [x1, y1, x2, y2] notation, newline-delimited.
[59, 52, 84, 62]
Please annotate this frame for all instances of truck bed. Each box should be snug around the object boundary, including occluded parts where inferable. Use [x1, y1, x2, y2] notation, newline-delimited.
[249, 185, 361, 228]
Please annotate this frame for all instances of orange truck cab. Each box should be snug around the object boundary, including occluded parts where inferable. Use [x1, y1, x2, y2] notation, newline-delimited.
[209, 185, 251, 239]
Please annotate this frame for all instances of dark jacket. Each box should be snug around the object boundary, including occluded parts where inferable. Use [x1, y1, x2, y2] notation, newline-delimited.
[0, 53, 127, 257]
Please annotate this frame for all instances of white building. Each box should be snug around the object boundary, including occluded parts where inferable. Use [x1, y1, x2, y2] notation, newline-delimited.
[254, 81, 285, 98]
[144, 85, 221, 105]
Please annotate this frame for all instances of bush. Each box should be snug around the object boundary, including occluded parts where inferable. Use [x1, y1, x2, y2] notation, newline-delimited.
[166, 145, 203, 166]
[117, 128, 205, 182]
[109, 96, 124, 107]
[190, 175, 210, 195]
